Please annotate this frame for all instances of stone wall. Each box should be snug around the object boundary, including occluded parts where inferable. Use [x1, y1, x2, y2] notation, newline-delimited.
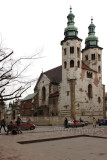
[21, 116, 69, 126]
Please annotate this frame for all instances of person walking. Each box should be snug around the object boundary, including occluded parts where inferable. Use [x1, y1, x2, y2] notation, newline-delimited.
[0, 118, 7, 133]
[74, 118, 77, 128]
[93, 117, 96, 128]
[64, 117, 68, 128]
[16, 116, 22, 134]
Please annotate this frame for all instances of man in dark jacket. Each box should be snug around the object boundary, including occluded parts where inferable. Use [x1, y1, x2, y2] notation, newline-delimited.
[0, 118, 7, 133]
[16, 116, 22, 134]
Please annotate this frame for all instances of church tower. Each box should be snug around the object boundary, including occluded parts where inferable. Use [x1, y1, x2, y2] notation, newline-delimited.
[59, 7, 82, 118]
[82, 18, 103, 82]
[61, 7, 82, 83]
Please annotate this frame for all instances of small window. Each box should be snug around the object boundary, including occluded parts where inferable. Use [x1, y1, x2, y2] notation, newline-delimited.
[98, 66, 101, 73]
[98, 54, 101, 61]
[77, 47, 80, 58]
[98, 97, 101, 103]
[85, 55, 88, 60]
[77, 61, 80, 68]
[64, 61, 67, 69]
[88, 84, 92, 98]
[70, 47, 74, 54]
[67, 91, 69, 96]
[91, 54, 95, 60]
[42, 87, 46, 101]
[70, 60, 74, 68]
[64, 48, 66, 55]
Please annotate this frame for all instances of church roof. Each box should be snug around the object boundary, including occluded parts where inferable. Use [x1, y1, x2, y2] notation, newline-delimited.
[35, 62, 96, 89]
[82, 62, 96, 72]
[44, 65, 62, 83]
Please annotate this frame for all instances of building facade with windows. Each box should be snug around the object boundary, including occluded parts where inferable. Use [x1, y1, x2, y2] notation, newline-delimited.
[34, 8, 105, 122]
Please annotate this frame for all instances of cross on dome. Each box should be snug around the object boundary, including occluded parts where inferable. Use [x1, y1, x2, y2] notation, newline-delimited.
[91, 16, 93, 24]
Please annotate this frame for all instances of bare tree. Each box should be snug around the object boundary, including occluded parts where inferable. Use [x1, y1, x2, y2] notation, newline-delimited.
[0, 47, 42, 102]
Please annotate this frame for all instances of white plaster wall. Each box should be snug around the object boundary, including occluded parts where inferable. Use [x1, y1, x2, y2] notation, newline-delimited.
[37, 74, 50, 106]
[82, 48, 102, 77]
[62, 39, 82, 82]
[75, 70, 103, 121]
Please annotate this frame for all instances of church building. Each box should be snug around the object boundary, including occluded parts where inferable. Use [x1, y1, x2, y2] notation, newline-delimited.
[34, 8, 105, 122]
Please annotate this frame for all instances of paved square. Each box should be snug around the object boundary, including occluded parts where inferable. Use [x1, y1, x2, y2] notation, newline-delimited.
[26, 137, 107, 160]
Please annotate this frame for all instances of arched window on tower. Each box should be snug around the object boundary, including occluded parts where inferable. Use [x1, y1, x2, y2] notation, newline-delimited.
[70, 47, 74, 54]
[64, 48, 66, 55]
[77, 47, 80, 58]
[77, 61, 80, 68]
[64, 61, 67, 69]
[98, 66, 101, 73]
[42, 87, 46, 101]
[70, 60, 74, 68]
[98, 97, 101, 103]
[88, 84, 92, 98]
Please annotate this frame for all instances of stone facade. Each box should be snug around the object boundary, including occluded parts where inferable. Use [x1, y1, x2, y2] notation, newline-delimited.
[30, 9, 106, 124]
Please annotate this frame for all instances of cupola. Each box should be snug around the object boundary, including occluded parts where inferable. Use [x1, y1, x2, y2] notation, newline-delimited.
[64, 7, 78, 39]
[85, 17, 98, 48]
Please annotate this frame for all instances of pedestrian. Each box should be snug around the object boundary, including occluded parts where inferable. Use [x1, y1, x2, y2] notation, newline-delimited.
[0, 118, 7, 133]
[27, 118, 31, 123]
[64, 117, 68, 128]
[97, 118, 100, 124]
[79, 117, 83, 122]
[16, 116, 22, 134]
[93, 117, 96, 128]
[6, 121, 17, 135]
[74, 118, 77, 127]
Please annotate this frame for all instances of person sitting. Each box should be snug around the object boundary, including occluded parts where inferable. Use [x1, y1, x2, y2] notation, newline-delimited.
[6, 121, 17, 135]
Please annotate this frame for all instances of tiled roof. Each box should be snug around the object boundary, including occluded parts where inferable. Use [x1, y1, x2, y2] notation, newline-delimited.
[35, 62, 96, 88]
[82, 62, 96, 72]
[44, 65, 62, 83]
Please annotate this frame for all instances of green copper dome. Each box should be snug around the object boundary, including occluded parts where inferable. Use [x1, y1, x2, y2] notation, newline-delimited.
[64, 7, 78, 39]
[85, 18, 98, 48]
[85, 35, 98, 41]
[65, 24, 78, 32]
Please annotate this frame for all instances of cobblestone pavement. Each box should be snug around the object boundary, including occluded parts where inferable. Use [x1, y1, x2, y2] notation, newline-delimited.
[0, 125, 107, 160]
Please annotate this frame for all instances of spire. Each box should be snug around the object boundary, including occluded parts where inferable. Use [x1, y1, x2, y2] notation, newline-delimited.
[88, 17, 96, 36]
[85, 17, 98, 49]
[70, 6, 72, 13]
[91, 16, 93, 24]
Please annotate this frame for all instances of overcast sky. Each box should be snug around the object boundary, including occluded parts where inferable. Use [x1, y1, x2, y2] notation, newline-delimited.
[0, 0, 107, 98]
